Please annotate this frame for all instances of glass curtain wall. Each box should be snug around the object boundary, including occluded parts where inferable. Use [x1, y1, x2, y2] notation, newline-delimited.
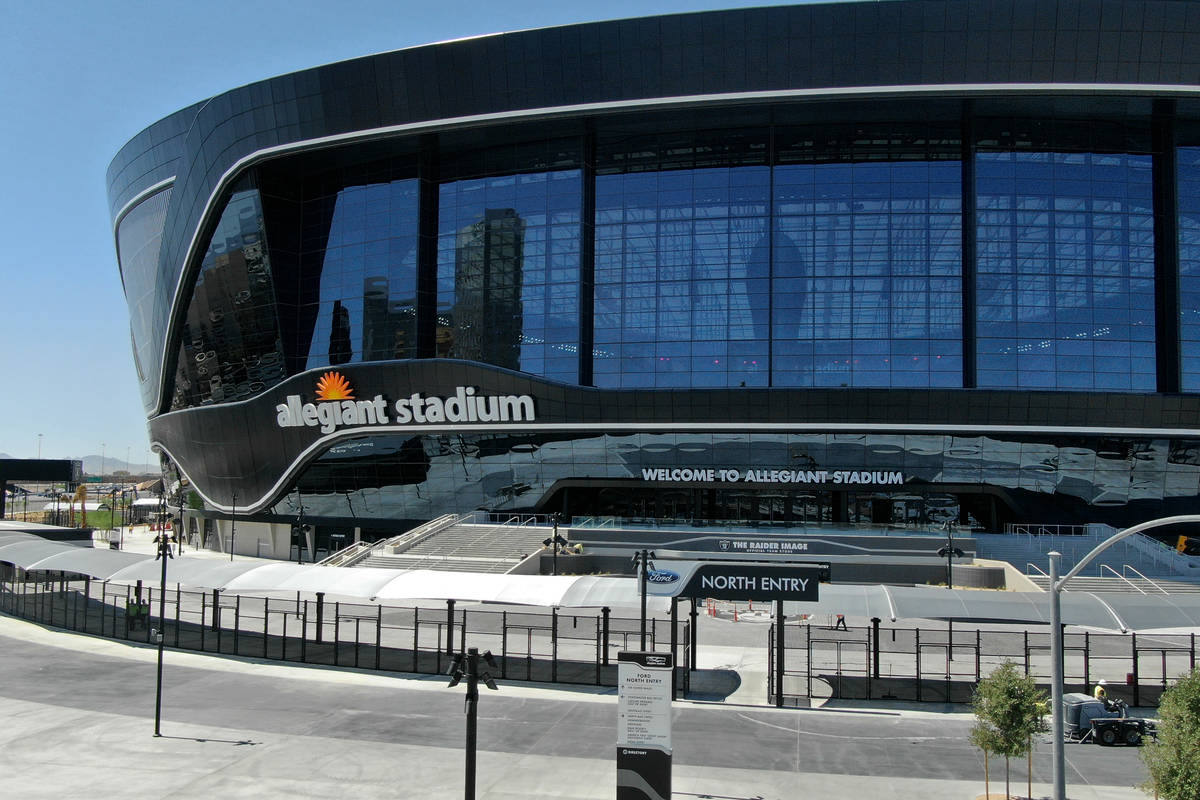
[975, 151, 1156, 390]
[116, 187, 172, 408]
[594, 167, 771, 388]
[437, 170, 582, 384]
[772, 161, 963, 387]
[302, 179, 420, 371]
[170, 178, 286, 410]
[1178, 147, 1200, 390]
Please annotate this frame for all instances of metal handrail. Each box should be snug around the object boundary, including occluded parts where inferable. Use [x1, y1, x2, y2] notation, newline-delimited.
[1026, 562, 1050, 578]
[1121, 563, 1170, 595]
[318, 541, 371, 567]
[1098, 563, 1147, 594]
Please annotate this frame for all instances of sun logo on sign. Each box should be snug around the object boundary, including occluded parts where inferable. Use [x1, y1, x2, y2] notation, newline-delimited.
[315, 371, 355, 401]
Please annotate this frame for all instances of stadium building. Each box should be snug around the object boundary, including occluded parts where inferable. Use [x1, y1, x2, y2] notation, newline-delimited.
[109, 0, 1200, 556]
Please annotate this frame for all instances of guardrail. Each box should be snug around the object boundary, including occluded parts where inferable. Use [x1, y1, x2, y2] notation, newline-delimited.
[0, 568, 691, 696]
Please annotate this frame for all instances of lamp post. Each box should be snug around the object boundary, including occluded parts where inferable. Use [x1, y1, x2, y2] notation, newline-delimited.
[633, 549, 656, 650]
[1046, 513, 1200, 800]
[152, 511, 173, 736]
[542, 513, 568, 575]
[36, 433, 42, 459]
[447, 647, 499, 800]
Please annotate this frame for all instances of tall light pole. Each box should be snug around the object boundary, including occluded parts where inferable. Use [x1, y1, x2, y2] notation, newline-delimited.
[447, 647, 499, 800]
[1047, 513, 1200, 800]
[152, 504, 172, 737]
[36, 433, 42, 459]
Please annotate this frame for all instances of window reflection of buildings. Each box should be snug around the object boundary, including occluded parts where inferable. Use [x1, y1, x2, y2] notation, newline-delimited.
[362, 277, 416, 362]
[171, 189, 286, 410]
[440, 208, 525, 371]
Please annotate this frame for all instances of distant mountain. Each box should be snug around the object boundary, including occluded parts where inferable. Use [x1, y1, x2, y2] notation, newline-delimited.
[0, 452, 156, 475]
[80, 455, 159, 476]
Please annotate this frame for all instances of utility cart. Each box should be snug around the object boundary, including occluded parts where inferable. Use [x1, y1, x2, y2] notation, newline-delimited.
[1062, 692, 1156, 746]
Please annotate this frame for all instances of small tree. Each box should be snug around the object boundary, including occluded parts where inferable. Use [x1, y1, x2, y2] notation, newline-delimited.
[1141, 667, 1200, 800]
[970, 660, 1049, 799]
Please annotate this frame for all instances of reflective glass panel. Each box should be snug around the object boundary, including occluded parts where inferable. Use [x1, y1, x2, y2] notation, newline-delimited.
[1179, 147, 1200, 390]
[772, 161, 963, 387]
[437, 171, 581, 383]
[975, 152, 1156, 391]
[594, 167, 771, 388]
[116, 187, 172, 411]
[302, 179, 420, 371]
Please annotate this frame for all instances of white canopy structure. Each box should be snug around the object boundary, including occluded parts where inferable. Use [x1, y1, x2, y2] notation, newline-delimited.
[2, 530, 1199, 629]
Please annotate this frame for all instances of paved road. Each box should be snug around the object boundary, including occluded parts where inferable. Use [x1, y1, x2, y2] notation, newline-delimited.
[0, 614, 1150, 799]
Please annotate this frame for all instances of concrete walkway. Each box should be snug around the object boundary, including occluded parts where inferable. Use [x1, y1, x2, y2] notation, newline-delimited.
[0, 611, 1152, 800]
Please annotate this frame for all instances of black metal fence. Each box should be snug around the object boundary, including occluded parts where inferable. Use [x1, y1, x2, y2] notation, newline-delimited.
[0, 569, 691, 695]
[768, 620, 1198, 707]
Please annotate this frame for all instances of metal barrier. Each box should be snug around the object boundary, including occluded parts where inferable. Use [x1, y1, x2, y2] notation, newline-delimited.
[768, 618, 1197, 707]
[0, 567, 689, 694]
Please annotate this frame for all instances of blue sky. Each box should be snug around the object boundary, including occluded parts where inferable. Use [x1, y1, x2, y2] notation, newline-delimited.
[0, 0, 809, 469]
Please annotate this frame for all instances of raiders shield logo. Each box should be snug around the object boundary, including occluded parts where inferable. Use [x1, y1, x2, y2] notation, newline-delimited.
[719, 539, 731, 551]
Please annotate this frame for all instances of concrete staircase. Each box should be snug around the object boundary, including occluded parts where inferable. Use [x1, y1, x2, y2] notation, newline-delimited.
[974, 530, 1196, 581]
[355, 521, 551, 574]
[1025, 574, 1200, 594]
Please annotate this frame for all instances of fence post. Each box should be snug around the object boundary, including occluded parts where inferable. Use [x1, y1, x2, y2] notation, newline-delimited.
[689, 599, 698, 671]
[315, 592, 325, 644]
[460, 608, 467, 655]
[333, 602, 341, 666]
[671, 599, 679, 700]
[871, 617, 881, 680]
[1132, 632, 1140, 707]
[234, 595, 241, 654]
[301, 601, 308, 663]
[595, 612, 602, 686]
[174, 583, 181, 647]
[375, 604, 382, 671]
[1191, 632, 1195, 670]
[806, 623, 812, 699]
[1084, 631, 1090, 688]
[445, 599, 455, 656]
[1023, 630, 1029, 675]
[264, 598, 270, 659]
[602, 606, 611, 666]
[975, 629, 981, 682]
[412, 607, 419, 673]
[551, 607, 559, 683]
[501, 611, 508, 679]
[915, 627, 922, 702]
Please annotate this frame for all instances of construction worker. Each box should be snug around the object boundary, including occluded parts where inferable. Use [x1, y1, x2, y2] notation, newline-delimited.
[834, 613, 848, 631]
[1093, 679, 1110, 708]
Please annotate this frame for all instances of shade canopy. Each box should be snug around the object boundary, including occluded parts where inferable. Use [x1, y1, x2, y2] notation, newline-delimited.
[3, 532, 1200, 628]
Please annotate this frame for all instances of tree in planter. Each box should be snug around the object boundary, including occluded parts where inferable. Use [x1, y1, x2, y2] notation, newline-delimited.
[970, 660, 1049, 799]
[1141, 667, 1200, 800]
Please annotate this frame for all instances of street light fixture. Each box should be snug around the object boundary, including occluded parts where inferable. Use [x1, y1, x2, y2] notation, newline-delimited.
[1046, 513, 1200, 800]
[541, 513, 568, 575]
[447, 647, 499, 800]
[632, 549, 656, 650]
[152, 493, 172, 736]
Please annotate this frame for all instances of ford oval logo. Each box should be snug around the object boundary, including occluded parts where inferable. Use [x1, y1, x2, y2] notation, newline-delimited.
[646, 570, 680, 584]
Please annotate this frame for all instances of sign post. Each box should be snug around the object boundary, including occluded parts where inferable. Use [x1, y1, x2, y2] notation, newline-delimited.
[617, 651, 673, 800]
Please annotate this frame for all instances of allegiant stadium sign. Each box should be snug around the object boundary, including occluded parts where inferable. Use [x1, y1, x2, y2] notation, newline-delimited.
[275, 371, 536, 434]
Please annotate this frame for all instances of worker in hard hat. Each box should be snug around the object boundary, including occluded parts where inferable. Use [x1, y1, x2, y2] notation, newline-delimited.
[1093, 679, 1108, 702]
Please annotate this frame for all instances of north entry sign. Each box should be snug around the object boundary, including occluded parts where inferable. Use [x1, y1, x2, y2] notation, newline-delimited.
[645, 561, 822, 602]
